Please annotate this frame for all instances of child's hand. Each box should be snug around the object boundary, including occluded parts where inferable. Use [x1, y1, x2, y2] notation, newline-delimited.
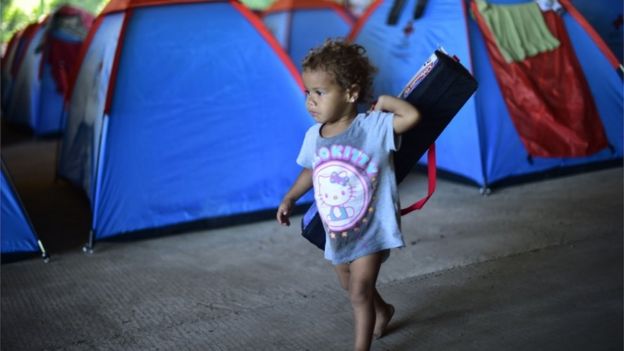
[372, 95, 390, 112]
[373, 95, 421, 134]
[276, 198, 294, 226]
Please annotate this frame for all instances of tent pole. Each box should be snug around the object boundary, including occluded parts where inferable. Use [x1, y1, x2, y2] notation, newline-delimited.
[412, 0, 428, 19]
[37, 240, 50, 262]
[387, 0, 406, 25]
[83, 230, 95, 254]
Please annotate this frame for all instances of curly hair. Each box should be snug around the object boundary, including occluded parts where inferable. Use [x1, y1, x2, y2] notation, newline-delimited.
[302, 39, 377, 104]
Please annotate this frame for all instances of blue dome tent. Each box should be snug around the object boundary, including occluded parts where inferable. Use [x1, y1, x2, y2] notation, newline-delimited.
[3, 6, 94, 136]
[3, 21, 46, 131]
[1, 161, 48, 260]
[37, 6, 95, 135]
[350, 0, 623, 189]
[1, 30, 23, 113]
[262, 0, 355, 71]
[57, 0, 313, 248]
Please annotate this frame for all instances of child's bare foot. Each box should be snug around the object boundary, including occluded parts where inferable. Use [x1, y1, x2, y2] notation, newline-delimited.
[373, 303, 395, 339]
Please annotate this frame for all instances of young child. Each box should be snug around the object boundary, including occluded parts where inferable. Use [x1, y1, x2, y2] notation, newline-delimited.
[276, 39, 420, 351]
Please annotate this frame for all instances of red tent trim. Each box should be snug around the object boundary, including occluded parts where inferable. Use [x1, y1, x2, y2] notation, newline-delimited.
[72, 0, 304, 114]
[10, 22, 45, 77]
[559, 0, 621, 68]
[263, 0, 355, 25]
[101, 0, 222, 15]
[2, 31, 21, 73]
[347, 0, 382, 41]
[232, 0, 304, 90]
[65, 16, 104, 103]
[104, 10, 133, 115]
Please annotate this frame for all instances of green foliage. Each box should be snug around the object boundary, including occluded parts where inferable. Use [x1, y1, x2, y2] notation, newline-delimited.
[241, 0, 275, 10]
[1, 0, 279, 45]
[49, 0, 107, 13]
[1, 5, 29, 44]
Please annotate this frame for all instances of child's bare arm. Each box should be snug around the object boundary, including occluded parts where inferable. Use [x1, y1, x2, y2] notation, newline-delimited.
[374, 95, 421, 134]
[277, 168, 313, 226]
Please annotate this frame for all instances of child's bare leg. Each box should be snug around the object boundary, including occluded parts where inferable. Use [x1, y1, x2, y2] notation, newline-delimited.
[372, 291, 394, 339]
[335, 263, 350, 291]
[348, 252, 384, 351]
[334, 259, 395, 340]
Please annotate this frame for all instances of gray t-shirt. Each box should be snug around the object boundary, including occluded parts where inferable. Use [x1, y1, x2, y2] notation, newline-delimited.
[297, 111, 405, 265]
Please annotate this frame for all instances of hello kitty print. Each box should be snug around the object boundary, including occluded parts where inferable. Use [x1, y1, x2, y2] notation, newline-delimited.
[312, 144, 378, 237]
[297, 112, 404, 264]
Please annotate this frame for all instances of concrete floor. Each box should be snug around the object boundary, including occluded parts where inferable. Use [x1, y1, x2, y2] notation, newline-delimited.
[1, 134, 622, 350]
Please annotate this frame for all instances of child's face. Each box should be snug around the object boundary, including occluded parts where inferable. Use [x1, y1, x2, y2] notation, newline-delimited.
[302, 69, 356, 124]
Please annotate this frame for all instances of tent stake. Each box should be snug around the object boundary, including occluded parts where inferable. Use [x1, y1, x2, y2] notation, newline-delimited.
[479, 187, 492, 196]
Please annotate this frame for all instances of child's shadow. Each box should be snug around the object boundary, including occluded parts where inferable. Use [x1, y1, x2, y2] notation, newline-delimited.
[394, 310, 474, 351]
[379, 277, 493, 350]
[388, 307, 472, 333]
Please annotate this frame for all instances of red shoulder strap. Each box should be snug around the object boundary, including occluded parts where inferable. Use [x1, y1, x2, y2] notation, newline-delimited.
[400, 143, 436, 215]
